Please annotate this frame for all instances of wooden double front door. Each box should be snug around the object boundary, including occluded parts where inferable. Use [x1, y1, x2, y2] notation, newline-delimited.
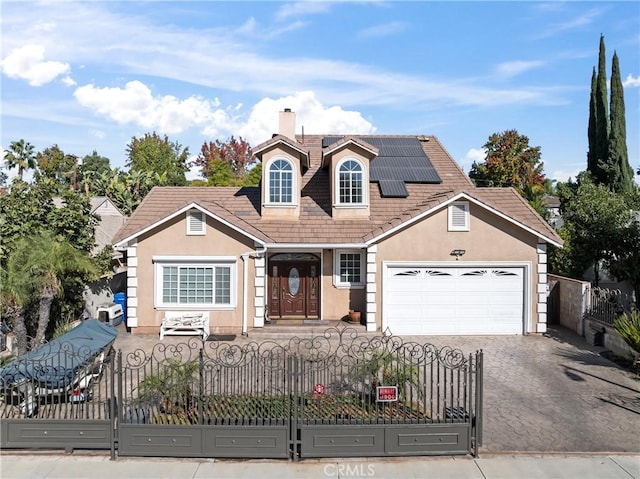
[268, 257, 320, 319]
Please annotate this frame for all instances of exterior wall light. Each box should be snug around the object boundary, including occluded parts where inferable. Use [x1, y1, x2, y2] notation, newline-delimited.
[450, 249, 466, 260]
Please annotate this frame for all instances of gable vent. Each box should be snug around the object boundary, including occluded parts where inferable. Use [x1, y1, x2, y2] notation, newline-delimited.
[187, 210, 205, 235]
[448, 202, 469, 231]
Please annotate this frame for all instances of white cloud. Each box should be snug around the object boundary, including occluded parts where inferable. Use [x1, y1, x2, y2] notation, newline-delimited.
[459, 148, 486, 174]
[73, 81, 225, 135]
[495, 60, 545, 78]
[1, 44, 71, 86]
[358, 21, 408, 39]
[623, 74, 640, 88]
[235, 91, 377, 145]
[275, 2, 332, 21]
[551, 168, 582, 183]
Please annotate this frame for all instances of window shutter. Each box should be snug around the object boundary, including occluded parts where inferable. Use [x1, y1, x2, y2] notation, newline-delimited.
[187, 210, 205, 235]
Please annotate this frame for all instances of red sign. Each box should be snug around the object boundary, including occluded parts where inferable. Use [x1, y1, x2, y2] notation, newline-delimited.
[313, 384, 325, 398]
[376, 386, 398, 402]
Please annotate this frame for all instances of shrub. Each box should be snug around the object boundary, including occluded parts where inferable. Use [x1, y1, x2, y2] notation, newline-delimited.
[613, 311, 640, 354]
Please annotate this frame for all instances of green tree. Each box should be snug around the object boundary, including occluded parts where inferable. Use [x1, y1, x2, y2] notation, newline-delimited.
[7, 231, 97, 346]
[0, 266, 29, 355]
[3, 139, 37, 181]
[243, 163, 262, 187]
[0, 180, 56, 264]
[194, 136, 254, 185]
[587, 68, 598, 176]
[606, 51, 635, 194]
[0, 180, 98, 264]
[605, 191, 640, 307]
[468, 130, 546, 214]
[591, 34, 609, 185]
[550, 175, 635, 286]
[79, 150, 111, 194]
[35, 145, 78, 192]
[126, 132, 189, 186]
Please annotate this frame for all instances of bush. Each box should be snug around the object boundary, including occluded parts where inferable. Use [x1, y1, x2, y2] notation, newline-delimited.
[613, 311, 640, 354]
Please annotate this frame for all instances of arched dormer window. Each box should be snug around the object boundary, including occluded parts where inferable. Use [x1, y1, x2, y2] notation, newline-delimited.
[268, 158, 294, 204]
[337, 159, 364, 205]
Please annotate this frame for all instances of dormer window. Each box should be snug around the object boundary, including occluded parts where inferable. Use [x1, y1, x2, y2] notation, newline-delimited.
[337, 159, 364, 205]
[268, 158, 294, 204]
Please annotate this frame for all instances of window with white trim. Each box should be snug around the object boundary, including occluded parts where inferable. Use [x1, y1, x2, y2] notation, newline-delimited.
[268, 158, 294, 204]
[336, 159, 364, 205]
[334, 250, 365, 287]
[156, 260, 236, 308]
[186, 210, 205, 235]
[448, 201, 470, 231]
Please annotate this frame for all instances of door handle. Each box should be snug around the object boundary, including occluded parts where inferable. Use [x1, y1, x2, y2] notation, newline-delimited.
[282, 287, 285, 300]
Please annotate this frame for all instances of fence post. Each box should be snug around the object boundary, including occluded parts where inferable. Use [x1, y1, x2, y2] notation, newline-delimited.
[111, 349, 122, 461]
[198, 348, 204, 426]
[288, 354, 299, 462]
[474, 350, 484, 456]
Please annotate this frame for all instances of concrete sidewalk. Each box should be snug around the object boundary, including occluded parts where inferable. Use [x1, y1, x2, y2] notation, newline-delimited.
[1, 453, 639, 479]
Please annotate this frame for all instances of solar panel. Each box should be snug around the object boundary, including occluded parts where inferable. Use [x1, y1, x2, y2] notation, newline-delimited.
[323, 136, 441, 185]
[379, 180, 409, 198]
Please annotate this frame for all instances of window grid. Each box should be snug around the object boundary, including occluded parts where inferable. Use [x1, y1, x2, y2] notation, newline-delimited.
[162, 265, 231, 306]
[339, 160, 363, 204]
[269, 159, 293, 203]
[340, 253, 362, 283]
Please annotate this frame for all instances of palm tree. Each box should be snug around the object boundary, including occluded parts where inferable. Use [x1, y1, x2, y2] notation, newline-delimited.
[7, 231, 97, 346]
[0, 266, 29, 355]
[4, 139, 36, 181]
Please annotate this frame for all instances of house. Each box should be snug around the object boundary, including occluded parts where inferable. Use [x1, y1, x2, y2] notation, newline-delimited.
[112, 110, 562, 336]
[543, 194, 563, 230]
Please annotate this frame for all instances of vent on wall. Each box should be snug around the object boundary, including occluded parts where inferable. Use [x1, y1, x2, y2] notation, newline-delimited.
[448, 202, 469, 231]
[187, 210, 205, 235]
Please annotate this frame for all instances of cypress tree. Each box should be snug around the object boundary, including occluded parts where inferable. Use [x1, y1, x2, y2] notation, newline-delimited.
[592, 34, 609, 184]
[607, 51, 635, 193]
[587, 67, 598, 174]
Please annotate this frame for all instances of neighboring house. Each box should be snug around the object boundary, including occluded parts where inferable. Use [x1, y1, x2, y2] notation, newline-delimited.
[543, 194, 563, 230]
[53, 195, 127, 255]
[112, 110, 562, 337]
[89, 196, 128, 255]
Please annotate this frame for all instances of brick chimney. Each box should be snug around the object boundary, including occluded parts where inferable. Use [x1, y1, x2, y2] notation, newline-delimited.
[279, 108, 296, 140]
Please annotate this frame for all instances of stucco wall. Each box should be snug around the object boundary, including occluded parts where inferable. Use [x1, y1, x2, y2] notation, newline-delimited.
[321, 249, 367, 320]
[131, 212, 256, 335]
[374, 202, 542, 333]
[547, 274, 589, 334]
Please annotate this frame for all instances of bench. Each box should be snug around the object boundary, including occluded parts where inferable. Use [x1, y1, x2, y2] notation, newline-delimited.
[160, 312, 209, 340]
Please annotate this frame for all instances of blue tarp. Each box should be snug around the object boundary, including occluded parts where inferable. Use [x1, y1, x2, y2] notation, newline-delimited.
[0, 319, 117, 390]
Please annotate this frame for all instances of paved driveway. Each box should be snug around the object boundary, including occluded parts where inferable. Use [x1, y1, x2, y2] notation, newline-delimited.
[401, 327, 640, 453]
[113, 324, 640, 453]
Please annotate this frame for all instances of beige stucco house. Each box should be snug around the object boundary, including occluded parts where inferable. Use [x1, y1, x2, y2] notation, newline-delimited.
[112, 110, 562, 337]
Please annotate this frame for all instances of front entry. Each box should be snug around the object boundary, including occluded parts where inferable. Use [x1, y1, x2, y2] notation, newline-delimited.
[268, 254, 320, 319]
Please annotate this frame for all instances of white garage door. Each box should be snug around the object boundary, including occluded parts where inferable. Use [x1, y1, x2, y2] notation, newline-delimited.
[384, 266, 524, 335]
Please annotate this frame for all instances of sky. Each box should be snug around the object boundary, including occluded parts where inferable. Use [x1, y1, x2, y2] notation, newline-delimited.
[1, 1, 639, 184]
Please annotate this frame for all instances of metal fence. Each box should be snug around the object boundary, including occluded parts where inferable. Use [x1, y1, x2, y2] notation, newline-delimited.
[587, 287, 636, 326]
[1, 325, 483, 459]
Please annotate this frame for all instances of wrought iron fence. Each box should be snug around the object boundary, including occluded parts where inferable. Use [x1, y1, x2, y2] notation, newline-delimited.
[587, 287, 636, 326]
[117, 328, 481, 429]
[2, 325, 483, 458]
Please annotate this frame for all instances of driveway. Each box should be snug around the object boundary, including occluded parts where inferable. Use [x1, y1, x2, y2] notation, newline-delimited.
[401, 327, 640, 453]
[112, 324, 640, 453]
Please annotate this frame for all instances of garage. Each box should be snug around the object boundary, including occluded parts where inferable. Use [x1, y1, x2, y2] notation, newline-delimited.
[384, 265, 525, 335]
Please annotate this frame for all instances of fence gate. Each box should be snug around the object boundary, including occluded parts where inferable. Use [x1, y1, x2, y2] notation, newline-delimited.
[116, 327, 482, 459]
